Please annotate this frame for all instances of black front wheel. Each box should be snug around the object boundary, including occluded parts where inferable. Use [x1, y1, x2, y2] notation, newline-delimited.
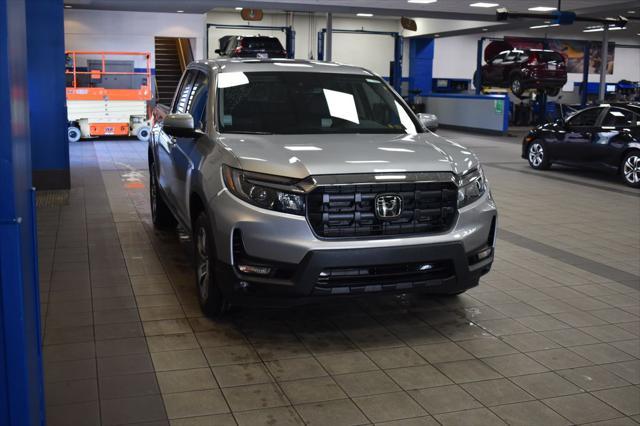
[621, 151, 640, 188]
[193, 212, 228, 317]
[150, 166, 177, 229]
[546, 87, 561, 97]
[527, 141, 551, 170]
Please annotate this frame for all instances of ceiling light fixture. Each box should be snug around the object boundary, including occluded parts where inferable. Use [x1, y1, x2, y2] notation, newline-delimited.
[235, 7, 242, 10]
[470, 2, 499, 7]
[482, 28, 489, 31]
[357, 13, 373, 17]
[64, 4, 72, 7]
[528, 6, 557, 11]
[530, 23, 559, 29]
[583, 24, 625, 32]
[408, 0, 438, 4]
[628, 10, 635, 14]
[176, 10, 184, 13]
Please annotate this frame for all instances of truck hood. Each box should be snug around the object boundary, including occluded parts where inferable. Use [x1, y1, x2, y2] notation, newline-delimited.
[219, 133, 479, 179]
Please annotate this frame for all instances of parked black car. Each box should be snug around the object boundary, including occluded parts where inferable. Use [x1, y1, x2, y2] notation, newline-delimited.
[478, 49, 567, 97]
[215, 35, 287, 59]
[522, 104, 640, 188]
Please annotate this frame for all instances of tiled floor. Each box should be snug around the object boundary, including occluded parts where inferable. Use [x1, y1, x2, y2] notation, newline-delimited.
[38, 131, 640, 426]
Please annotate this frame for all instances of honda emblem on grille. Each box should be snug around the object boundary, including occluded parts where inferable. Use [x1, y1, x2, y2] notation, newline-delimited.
[375, 194, 403, 219]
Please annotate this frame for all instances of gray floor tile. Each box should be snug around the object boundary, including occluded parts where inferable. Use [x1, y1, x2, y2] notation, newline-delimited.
[99, 372, 160, 399]
[280, 376, 346, 404]
[461, 378, 534, 406]
[266, 357, 327, 382]
[593, 386, 640, 416]
[101, 394, 166, 425]
[212, 362, 272, 388]
[434, 359, 502, 383]
[334, 370, 401, 397]
[491, 400, 572, 426]
[409, 384, 482, 414]
[162, 389, 229, 419]
[385, 364, 453, 390]
[295, 398, 369, 426]
[544, 393, 624, 424]
[353, 391, 427, 423]
[435, 407, 507, 426]
[222, 383, 288, 412]
[156, 368, 217, 394]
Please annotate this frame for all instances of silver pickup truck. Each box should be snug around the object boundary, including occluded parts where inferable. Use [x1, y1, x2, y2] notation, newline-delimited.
[148, 59, 497, 316]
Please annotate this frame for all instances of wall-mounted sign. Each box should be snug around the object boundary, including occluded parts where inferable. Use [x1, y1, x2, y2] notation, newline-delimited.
[241, 8, 264, 21]
[401, 17, 417, 31]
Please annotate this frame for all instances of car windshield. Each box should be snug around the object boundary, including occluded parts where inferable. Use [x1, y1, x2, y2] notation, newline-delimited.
[217, 71, 419, 135]
[242, 38, 283, 50]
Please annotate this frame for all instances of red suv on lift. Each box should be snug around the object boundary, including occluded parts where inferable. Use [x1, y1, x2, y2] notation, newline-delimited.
[479, 49, 567, 97]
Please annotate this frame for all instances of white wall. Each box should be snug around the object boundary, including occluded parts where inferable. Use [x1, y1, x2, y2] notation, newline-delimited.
[64, 9, 207, 68]
[206, 11, 402, 77]
[430, 32, 640, 92]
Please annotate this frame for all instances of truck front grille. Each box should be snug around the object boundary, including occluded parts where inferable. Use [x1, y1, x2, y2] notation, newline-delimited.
[306, 182, 458, 238]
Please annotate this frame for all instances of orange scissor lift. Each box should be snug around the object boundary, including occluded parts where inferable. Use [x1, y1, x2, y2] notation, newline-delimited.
[66, 51, 153, 142]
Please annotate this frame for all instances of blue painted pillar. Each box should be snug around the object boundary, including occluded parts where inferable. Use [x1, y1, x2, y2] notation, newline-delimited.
[0, 0, 46, 424]
[27, 0, 70, 190]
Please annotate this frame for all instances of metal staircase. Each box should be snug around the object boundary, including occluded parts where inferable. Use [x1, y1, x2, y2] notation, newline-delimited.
[154, 37, 192, 106]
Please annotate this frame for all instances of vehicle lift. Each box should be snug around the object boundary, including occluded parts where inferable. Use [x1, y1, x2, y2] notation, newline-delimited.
[65, 51, 153, 142]
[317, 28, 404, 94]
[206, 23, 295, 59]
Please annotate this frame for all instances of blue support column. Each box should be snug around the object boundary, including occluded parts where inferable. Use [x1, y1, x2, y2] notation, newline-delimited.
[0, 0, 46, 424]
[392, 35, 403, 94]
[408, 37, 434, 100]
[475, 38, 484, 95]
[26, 0, 70, 190]
[317, 31, 325, 61]
[581, 42, 590, 107]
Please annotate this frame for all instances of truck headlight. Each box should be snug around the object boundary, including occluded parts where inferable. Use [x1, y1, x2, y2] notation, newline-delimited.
[222, 165, 306, 215]
[457, 166, 487, 208]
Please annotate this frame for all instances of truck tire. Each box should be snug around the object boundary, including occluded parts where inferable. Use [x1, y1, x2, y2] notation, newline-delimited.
[193, 211, 228, 317]
[68, 126, 81, 143]
[150, 166, 177, 229]
[137, 126, 151, 142]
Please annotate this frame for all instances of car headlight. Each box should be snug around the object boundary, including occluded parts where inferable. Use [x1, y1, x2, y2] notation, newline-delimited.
[457, 166, 487, 208]
[131, 116, 146, 124]
[222, 165, 306, 215]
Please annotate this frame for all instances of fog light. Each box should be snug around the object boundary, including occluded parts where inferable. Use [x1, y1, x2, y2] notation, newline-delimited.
[238, 264, 272, 275]
[476, 247, 492, 261]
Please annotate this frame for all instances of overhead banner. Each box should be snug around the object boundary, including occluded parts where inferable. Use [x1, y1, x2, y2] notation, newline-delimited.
[504, 36, 615, 74]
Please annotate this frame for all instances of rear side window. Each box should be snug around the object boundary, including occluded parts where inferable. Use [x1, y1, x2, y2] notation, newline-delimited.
[567, 108, 602, 127]
[186, 71, 209, 131]
[602, 108, 636, 128]
[242, 37, 283, 50]
[537, 51, 564, 64]
[490, 53, 507, 64]
[172, 71, 195, 113]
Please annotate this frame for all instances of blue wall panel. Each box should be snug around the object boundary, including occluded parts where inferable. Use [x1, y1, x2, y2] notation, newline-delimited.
[0, 0, 46, 424]
[27, 0, 70, 190]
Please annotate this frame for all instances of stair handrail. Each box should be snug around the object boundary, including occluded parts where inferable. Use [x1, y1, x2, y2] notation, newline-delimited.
[176, 39, 194, 73]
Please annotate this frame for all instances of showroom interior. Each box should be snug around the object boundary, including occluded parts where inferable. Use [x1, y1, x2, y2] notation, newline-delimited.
[1, 0, 640, 425]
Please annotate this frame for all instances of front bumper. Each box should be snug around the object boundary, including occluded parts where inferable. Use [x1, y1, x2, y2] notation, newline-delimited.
[210, 188, 497, 303]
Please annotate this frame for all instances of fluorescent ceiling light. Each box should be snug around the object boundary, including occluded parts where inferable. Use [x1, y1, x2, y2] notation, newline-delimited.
[470, 2, 499, 7]
[528, 6, 557, 11]
[235, 7, 242, 10]
[284, 146, 323, 151]
[357, 13, 373, 17]
[530, 23, 559, 29]
[64, 4, 72, 8]
[176, 10, 184, 13]
[583, 25, 625, 32]
[408, 0, 438, 3]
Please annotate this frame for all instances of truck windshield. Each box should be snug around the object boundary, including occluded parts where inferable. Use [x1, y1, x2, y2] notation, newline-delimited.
[217, 71, 419, 135]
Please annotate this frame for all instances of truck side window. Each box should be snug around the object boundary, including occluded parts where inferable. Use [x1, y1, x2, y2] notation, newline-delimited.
[186, 71, 209, 131]
[172, 71, 196, 114]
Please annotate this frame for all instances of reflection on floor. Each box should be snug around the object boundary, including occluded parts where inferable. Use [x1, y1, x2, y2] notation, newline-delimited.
[39, 133, 640, 426]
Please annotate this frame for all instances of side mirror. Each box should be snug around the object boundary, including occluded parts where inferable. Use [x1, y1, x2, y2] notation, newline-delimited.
[214, 49, 222, 55]
[417, 113, 439, 132]
[555, 117, 565, 127]
[164, 113, 196, 138]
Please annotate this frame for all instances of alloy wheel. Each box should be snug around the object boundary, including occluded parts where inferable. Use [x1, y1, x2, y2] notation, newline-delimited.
[196, 226, 210, 302]
[529, 143, 544, 167]
[623, 154, 640, 184]
[511, 79, 521, 94]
